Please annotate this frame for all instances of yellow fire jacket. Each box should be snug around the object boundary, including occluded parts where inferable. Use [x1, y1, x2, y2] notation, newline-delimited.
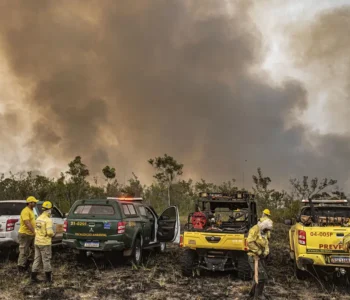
[19, 206, 36, 236]
[34, 211, 54, 246]
[247, 224, 269, 257]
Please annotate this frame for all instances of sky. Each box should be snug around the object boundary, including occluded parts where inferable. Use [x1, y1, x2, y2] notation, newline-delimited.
[0, 0, 349, 191]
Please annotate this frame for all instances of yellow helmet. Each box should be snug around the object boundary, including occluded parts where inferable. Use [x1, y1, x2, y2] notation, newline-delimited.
[263, 209, 271, 216]
[42, 201, 53, 210]
[26, 196, 38, 203]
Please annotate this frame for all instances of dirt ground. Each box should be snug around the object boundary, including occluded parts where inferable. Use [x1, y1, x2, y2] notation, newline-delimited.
[1, 224, 350, 300]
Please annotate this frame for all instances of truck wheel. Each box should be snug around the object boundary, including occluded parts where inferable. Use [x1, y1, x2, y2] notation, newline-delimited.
[155, 242, 166, 254]
[131, 237, 143, 266]
[181, 249, 197, 277]
[6, 246, 19, 261]
[294, 259, 308, 280]
[237, 255, 252, 281]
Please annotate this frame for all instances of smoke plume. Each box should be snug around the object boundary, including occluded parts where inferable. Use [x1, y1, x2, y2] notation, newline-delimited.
[0, 0, 349, 190]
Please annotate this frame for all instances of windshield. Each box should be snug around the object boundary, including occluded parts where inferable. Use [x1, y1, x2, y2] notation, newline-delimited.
[73, 204, 115, 215]
[197, 202, 248, 222]
[198, 200, 248, 211]
[214, 208, 247, 222]
[301, 206, 350, 218]
[0, 202, 26, 215]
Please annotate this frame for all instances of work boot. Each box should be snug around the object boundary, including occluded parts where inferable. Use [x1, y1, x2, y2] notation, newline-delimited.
[30, 272, 40, 283]
[254, 282, 265, 299]
[249, 282, 256, 297]
[45, 272, 52, 283]
[24, 260, 31, 271]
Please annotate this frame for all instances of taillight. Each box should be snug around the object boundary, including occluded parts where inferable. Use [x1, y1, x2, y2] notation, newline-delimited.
[63, 220, 68, 232]
[179, 235, 183, 247]
[244, 238, 248, 251]
[298, 230, 306, 245]
[6, 219, 18, 232]
[117, 222, 126, 234]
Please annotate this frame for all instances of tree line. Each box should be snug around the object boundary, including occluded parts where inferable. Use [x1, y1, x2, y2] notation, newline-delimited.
[0, 154, 346, 221]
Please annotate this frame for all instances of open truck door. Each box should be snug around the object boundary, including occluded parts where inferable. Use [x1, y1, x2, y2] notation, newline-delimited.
[157, 206, 180, 243]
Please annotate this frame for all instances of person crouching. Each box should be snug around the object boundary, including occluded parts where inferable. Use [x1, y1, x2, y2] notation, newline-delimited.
[31, 201, 55, 283]
[247, 218, 273, 299]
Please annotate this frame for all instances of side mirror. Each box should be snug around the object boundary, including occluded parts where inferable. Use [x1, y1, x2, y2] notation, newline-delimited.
[284, 219, 292, 226]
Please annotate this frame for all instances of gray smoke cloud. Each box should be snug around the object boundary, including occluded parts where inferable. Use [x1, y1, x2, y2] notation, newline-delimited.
[288, 6, 350, 134]
[0, 0, 349, 190]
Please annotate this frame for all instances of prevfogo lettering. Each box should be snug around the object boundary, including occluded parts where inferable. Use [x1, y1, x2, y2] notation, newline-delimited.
[319, 244, 343, 250]
[75, 233, 107, 237]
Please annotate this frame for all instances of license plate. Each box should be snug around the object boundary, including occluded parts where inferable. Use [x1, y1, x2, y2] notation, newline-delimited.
[84, 241, 99, 248]
[330, 256, 350, 264]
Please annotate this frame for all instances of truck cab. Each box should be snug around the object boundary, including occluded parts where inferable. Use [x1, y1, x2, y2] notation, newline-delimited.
[285, 199, 350, 279]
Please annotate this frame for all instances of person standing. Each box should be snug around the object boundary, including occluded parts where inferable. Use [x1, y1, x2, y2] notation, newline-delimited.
[247, 218, 273, 299]
[31, 201, 55, 283]
[18, 196, 38, 272]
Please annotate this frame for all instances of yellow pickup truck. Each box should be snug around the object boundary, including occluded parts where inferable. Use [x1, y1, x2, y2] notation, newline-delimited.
[180, 192, 257, 280]
[285, 199, 350, 279]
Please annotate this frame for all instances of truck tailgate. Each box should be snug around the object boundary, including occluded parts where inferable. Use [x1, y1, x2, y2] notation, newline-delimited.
[0, 216, 7, 234]
[305, 227, 350, 254]
[183, 232, 246, 250]
[0, 215, 20, 237]
[66, 219, 119, 240]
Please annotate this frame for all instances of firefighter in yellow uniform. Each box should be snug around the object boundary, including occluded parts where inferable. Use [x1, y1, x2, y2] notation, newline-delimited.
[247, 218, 273, 299]
[259, 209, 271, 240]
[31, 201, 55, 283]
[18, 196, 38, 272]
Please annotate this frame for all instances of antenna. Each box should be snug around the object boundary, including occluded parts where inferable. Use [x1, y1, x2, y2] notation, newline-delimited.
[243, 160, 247, 189]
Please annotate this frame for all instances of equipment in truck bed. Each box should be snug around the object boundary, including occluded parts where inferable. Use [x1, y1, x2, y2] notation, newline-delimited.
[285, 198, 350, 279]
[180, 191, 257, 279]
[184, 192, 257, 233]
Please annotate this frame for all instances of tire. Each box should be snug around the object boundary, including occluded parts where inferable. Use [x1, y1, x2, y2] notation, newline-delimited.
[9, 248, 18, 261]
[155, 242, 166, 254]
[131, 237, 143, 266]
[237, 254, 252, 281]
[294, 258, 308, 280]
[3, 246, 19, 261]
[181, 249, 197, 277]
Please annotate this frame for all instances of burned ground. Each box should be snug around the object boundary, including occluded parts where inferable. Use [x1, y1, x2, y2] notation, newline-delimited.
[0, 225, 349, 300]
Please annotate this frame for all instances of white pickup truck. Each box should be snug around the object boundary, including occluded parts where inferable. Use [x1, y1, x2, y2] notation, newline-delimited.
[0, 200, 66, 256]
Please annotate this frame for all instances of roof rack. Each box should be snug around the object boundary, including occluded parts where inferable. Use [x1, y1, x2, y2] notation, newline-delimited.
[302, 199, 348, 204]
[199, 192, 254, 200]
[107, 197, 143, 201]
